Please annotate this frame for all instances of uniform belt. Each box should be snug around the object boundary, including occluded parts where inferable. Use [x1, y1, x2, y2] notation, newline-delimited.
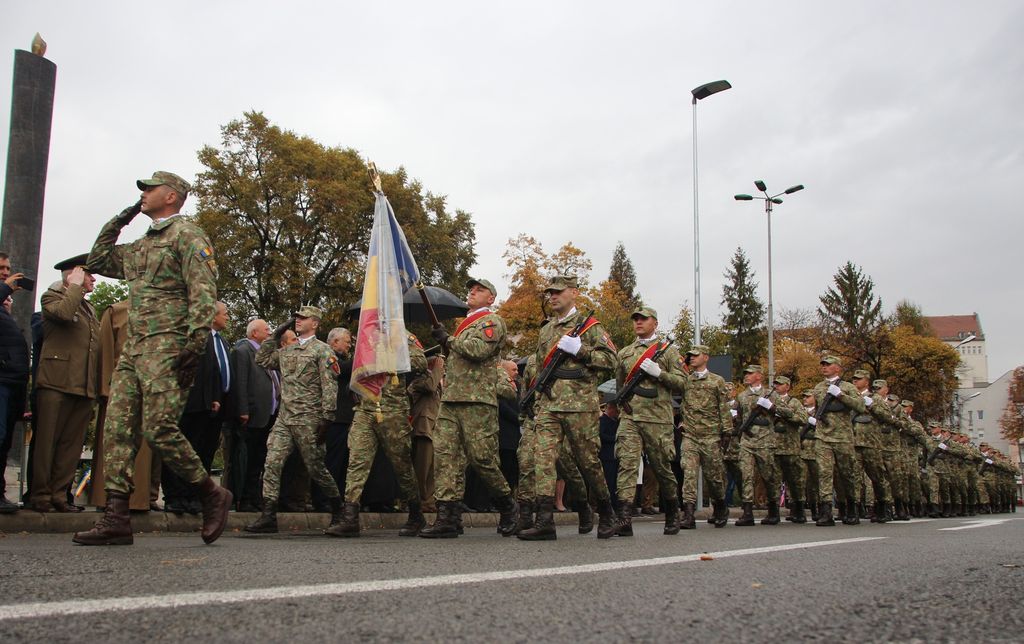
[553, 368, 585, 380]
[633, 385, 657, 399]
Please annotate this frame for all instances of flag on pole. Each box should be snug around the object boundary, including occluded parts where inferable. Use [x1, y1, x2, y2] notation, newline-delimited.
[350, 190, 421, 401]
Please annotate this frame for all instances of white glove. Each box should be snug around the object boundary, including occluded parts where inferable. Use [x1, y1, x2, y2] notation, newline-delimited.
[807, 417, 817, 426]
[827, 384, 841, 397]
[985, 458, 994, 464]
[863, 396, 873, 407]
[639, 358, 661, 378]
[756, 397, 773, 410]
[557, 334, 582, 356]
[730, 409, 738, 418]
[938, 442, 948, 451]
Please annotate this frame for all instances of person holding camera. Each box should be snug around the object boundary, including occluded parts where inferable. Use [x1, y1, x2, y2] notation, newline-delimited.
[0, 252, 30, 514]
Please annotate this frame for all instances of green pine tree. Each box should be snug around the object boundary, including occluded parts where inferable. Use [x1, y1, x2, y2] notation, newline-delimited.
[720, 247, 766, 377]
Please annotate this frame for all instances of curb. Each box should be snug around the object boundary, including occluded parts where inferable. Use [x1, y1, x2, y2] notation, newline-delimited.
[0, 507, 763, 535]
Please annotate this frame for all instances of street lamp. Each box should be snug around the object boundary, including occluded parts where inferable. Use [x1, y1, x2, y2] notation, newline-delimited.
[691, 79, 732, 345]
[734, 180, 805, 380]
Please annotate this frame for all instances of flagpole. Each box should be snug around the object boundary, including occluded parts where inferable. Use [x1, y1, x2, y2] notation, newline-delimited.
[367, 161, 443, 333]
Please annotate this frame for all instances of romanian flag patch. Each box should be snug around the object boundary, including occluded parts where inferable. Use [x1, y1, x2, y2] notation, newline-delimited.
[197, 246, 213, 260]
[482, 321, 497, 340]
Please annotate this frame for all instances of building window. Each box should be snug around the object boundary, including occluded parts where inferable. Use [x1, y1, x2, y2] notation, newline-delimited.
[978, 410, 984, 420]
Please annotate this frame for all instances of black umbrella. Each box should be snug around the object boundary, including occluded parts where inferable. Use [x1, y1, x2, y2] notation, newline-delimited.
[347, 285, 468, 323]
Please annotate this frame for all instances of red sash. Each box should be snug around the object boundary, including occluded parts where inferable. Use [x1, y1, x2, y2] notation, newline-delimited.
[625, 342, 664, 382]
[455, 310, 491, 337]
[540, 316, 599, 369]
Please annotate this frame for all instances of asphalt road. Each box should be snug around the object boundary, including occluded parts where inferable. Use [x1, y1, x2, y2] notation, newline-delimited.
[2, 516, 1023, 642]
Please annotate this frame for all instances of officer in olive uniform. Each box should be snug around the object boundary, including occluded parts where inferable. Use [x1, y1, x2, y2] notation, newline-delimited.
[612, 307, 685, 536]
[518, 275, 618, 541]
[74, 171, 231, 546]
[246, 306, 346, 536]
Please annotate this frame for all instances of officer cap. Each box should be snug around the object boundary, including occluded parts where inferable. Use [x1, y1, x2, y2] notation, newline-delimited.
[293, 305, 324, 320]
[53, 253, 90, 271]
[466, 277, 497, 298]
[687, 344, 709, 356]
[852, 369, 871, 380]
[743, 365, 763, 374]
[820, 355, 842, 366]
[630, 306, 658, 320]
[774, 375, 791, 386]
[543, 275, 578, 292]
[137, 170, 191, 196]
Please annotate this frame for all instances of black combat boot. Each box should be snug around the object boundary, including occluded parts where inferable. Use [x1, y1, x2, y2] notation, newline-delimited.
[735, 502, 754, 526]
[810, 499, 820, 522]
[837, 501, 847, 522]
[493, 495, 518, 537]
[958, 502, 967, 517]
[866, 501, 877, 522]
[518, 496, 556, 541]
[614, 502, 633, 537]
[663, 498, 681, 535]
[679, 502, 697, 530]
[844, 500, 860, 525]
[816, 501, 835, 526]
[859, 502, 869, 520]
[713, 499, 729, 528]
[244, 501, 279, 534]
[324, 497, 349, 537]
[875, 501, 890, 523]
[513, 500, 534, 535]
[941, 502, 952, 518]
[419, 501, 460, 538]
[791, 500, 807, 524]
[927, 502, 941, 518]
[399, 500, 426, 537]
[72, 492, 133, 546]
[967, 503, 976, 517]
[761, 500, 780, 525]
[577, 501, 594, 535]
[895, 499, 910, 521]
[325, 501, 360, 537]
[596, 499, 617, 539]
[978, 503, 990, 515]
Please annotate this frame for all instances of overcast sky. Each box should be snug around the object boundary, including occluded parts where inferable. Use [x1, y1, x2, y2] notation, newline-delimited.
[2, 2, 1022, 379]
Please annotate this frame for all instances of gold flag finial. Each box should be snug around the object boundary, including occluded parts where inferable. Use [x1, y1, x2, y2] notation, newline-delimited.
[31, 33, 47, 56]
[367, 160, 383, 193]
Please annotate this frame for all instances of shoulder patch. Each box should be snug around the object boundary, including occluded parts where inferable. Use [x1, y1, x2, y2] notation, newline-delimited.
[409, 333, 424, 349]
[602, 332, 616, 352]
[327, 354, 341, 376]
[196, 246, 214, 261]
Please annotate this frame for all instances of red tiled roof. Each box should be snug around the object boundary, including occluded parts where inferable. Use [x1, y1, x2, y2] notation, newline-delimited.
[924, 314, 983, 341]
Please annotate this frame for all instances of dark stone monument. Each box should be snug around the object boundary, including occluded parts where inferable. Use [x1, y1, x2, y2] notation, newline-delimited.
[0, 35, 56, 344]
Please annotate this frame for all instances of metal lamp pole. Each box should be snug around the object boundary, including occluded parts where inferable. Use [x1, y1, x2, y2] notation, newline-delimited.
[734, 181, 804, 381]
[690, 80, 731, 345]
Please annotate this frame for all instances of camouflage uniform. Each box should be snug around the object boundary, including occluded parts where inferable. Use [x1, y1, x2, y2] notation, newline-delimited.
[344, 335, 426, 505]
[256, 333, 341, 503]
[736, 385, 781, 505]
[87, 211, 217, 495]
[614, 337, 685, 506]
[770, 391, 809, 508]
[926, 432, 953, 510]
[799, 399, 820, 514]
[853, 389, 893, 513]
[532, 309, 616, 502]
[896, 404, 930, 510]
[811, 377, 866, 508]
[679, 367, 731, 505]
[433, 308, 511, 502]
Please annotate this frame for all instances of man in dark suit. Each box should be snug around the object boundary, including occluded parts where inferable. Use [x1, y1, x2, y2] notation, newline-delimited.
[163, 301, 231, 514]
[228, 318, 277, 512]
[312, 327, 354, 512]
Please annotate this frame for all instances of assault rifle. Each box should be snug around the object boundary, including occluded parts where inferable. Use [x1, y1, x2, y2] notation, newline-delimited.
[520, 309, 595, 418]
[733, 403, 765, 439]
[614, 335, 676, 414]
[800, 382, 842, 441]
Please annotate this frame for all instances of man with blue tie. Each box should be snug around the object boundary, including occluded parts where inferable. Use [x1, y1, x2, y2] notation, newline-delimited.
[162, 301, 232, 514]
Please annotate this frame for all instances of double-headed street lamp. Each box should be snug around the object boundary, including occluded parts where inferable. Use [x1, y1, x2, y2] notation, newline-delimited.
[734, 180, 805, 381]
[691, 80, 732, 345]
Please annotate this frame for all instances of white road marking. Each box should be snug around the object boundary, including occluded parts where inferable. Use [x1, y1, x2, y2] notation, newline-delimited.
[938, 518, 1018, 531]
[0, 537, 884, 621]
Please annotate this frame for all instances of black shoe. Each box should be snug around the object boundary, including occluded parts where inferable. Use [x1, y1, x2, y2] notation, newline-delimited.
[185, 499, 202, 516]
[494, 496, 519, 537]
[713, 499, 729, 528]
[0, 496, 20, 514]
[164, 499, 186, 515]
[245, 502, 279, 533]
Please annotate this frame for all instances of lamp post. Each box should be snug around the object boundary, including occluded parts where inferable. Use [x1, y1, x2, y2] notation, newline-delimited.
[690, 80, 731, 345]
[734, 181, 804, 381]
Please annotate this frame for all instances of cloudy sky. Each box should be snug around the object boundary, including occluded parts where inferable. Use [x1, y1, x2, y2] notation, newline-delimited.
[2, 2, 1022, 378]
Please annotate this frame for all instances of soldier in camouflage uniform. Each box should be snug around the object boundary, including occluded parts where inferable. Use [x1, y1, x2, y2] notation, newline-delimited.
[925, 422, 956, 517]
[679, 345, 731, 529]
[611, 307, 685, 536]
[871, 383, 909, 520]
[721, 382, 742, 512]
[333, 333, 428, 537]
[245, 306, 347, 536]
[74, 172, 232, 546]
[957, 433, 984, 516]
[809, 355, 866, 526]
[851, 370, 893, 523]
[734, 365, 781, 526]
[898, 400, 930, 516]
[518, 275, 618, 541]
[421, 278, 518, 538]
[770, 376, 809, 523]
[799, 390, 820, 521]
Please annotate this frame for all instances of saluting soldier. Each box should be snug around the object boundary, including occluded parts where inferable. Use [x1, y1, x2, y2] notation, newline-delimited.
[678, 345, 731, 529]
[333, 333, 428, 537]
[421, 278, 518, 538]
[74, 172, 231, 546]
[809, 355, 866, 526]
[518, 275, 618, 541]
[612, 307, 685, 536]
[770, 376, 809, 523]
[735, 365, 781, 526]
[245, 306, 346, 536]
